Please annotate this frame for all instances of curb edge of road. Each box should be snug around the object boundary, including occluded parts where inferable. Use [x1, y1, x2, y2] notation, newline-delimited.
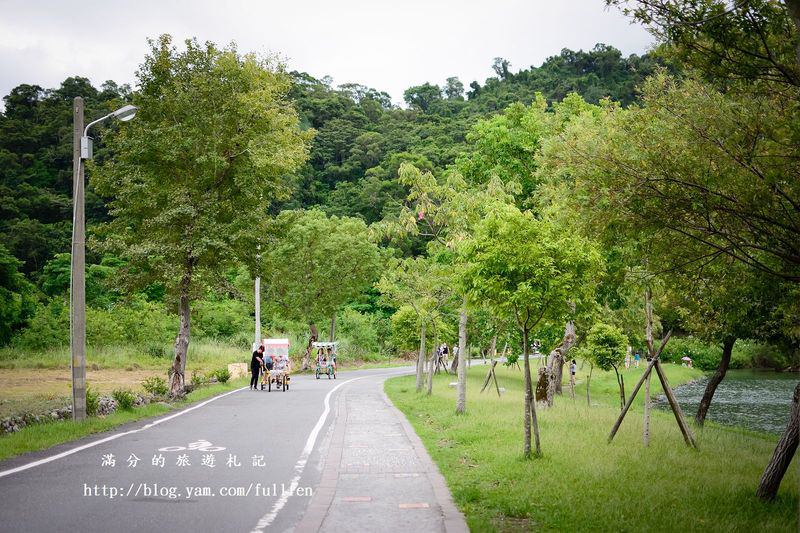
[381, 387, 470, 533]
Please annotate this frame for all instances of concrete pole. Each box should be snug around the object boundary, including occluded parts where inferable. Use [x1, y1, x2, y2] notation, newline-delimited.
[254, 276, 261, 348]
[70, 97, 86, 421]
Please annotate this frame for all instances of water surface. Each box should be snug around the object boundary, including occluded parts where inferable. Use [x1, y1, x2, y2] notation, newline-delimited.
[655, 369, 798, 434]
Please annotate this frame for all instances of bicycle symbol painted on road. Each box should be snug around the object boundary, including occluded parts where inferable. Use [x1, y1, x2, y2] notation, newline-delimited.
[158, 439, 226, 452]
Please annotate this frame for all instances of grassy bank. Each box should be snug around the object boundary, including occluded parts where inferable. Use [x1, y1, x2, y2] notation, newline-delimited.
[0, 377, 248, 463]
[385, 362, 798, 532]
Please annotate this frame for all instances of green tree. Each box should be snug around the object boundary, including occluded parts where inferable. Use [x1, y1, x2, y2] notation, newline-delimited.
[581, 323, 629, 410]
[378, 255, 455, 393]
[0, 244, 37, 344]
[461, 205, 603, 457]
[260, 209, 381, 369]
[92, 36, 310, 395]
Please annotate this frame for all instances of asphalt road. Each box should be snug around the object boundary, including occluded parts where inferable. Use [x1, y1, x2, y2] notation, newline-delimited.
[0, 366, 418, 533]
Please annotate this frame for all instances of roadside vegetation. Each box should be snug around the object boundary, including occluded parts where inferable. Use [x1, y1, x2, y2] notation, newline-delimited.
[386, 364, 798, 531]
[0, 376, 247, 463]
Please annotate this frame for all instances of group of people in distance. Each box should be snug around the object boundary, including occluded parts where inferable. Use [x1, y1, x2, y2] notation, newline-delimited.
[316, 346, 336, 368]
[250, 344, 290, 390]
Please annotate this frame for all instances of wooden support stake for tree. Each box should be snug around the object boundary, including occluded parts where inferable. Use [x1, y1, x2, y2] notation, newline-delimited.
[654, 359, 697, 448]
[480, 360, 501, 397]
[608, 331, 672, 443]
[480, 362, 494, 393]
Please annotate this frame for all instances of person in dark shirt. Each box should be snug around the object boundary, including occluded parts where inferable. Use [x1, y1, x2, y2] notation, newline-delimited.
[251, 345, 264, 390]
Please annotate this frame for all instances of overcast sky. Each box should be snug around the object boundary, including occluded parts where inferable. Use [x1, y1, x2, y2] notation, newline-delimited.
[0, 0, 654, 106]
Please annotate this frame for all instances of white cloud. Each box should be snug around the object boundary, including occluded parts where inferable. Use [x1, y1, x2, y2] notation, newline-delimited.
[0, 0, 653, 106]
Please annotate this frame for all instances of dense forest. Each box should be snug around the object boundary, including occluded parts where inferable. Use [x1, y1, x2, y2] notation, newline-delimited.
[0, 43, 662, 350]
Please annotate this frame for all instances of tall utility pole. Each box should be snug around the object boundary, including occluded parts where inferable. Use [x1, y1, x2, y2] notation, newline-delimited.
[71, 97, 87, 421]
[70, 99, 137, 421]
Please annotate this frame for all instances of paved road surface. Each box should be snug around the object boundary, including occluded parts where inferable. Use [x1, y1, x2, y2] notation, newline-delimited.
[0, 366, 468, 533]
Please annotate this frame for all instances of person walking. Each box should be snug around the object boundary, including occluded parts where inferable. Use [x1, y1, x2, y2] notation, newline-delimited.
[634, 351, 641, 368]
[251, 345, 264, 390]
[569, 359, 577, 399]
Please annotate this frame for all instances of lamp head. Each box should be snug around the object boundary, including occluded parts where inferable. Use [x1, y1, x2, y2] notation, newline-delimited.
[112, 104, 137, 122]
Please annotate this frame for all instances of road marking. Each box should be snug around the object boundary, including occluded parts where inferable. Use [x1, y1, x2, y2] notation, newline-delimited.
[399, 502, 430, 509]
[250, 375, 368, 532]
[250, 368, 413, 532]
[342, 496, 372, 502]
[0, 386, 248, 479]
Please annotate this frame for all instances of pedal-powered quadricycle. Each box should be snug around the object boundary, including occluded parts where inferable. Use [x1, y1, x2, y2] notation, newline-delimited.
[260, 338, 291, 391]
[313, 341, 337, 380]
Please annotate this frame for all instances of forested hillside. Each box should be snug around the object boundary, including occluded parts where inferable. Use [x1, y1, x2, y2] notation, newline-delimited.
[0, 43, 658, 347]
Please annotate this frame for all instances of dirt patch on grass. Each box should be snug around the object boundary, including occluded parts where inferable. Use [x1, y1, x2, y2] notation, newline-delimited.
[0, 368, 165, 418]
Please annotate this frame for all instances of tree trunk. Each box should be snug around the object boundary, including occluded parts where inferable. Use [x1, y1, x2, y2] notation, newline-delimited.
[427, 347, 436, 395]
[695, 337, 736, 426]
[303, 323, 318, 371]
[427, 324, 437, 395]
[613, 367, 625, 410]
[450, 346, 458, 374]
[756, 382, 800, 501]
[642, 286, 654, 439]
[538, 321, 577, 407]
[522, 327, 541, 457]
[586, 364, 593, 407]
[490, 335, 497, 364]
[416, 321, 426, 392]
[456, 298, 467, 414]
[170, 272, 191, 397]
[555, 360, 564, 395]
[329, 314, 336, 342]
[522, 328, 532, 457]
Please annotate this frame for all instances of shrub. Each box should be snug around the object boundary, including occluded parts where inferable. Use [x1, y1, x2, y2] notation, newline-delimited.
[662, 337, 721, 371]
[112, 388, 136, 410]
[12, 299, 70, 350]
[732, 340, 794, 370]
[86, 387, 100, 416]
[337, 308, 381, 359]
[142, 376, 168, 396]
[190, 370, 205, 388]
[146, 343, 168, 358]
[193, 299, 252, 339]
[214, 368, 231, 383]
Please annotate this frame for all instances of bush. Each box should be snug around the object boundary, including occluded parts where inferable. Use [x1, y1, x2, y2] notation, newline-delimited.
[731, 340, 795, 370]
[337, 308, 381, 359]
[146, 343, 168, 358]
[661, 337, 721, 371]
[12, 299, 70, 350]
[214, 368, 231, 383]
[112, 388, 136, 410]
[190, 370, 205, 388]
[193, 299, 252, 339]
[141, 376, 168, 396]
[86, 387, 100, 416]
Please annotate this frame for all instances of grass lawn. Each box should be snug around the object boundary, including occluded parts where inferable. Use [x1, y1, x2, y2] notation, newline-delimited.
[385, 361, 798, 532]
[0, 377, 248, 463]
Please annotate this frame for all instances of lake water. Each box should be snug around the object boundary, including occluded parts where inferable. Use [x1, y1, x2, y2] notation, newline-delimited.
[655, 369, 799, 434]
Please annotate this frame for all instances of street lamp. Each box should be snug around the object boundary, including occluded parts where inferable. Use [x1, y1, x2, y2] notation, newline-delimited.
[71, 97, 138, 421]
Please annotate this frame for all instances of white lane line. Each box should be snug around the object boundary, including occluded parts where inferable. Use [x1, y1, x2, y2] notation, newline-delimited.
[0, 386, 248, 479]
[250, 368, 413, 533]
[250, 376, 366, 532]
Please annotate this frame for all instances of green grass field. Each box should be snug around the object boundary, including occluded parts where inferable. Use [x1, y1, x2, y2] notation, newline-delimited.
[385, 361, 798, 532]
